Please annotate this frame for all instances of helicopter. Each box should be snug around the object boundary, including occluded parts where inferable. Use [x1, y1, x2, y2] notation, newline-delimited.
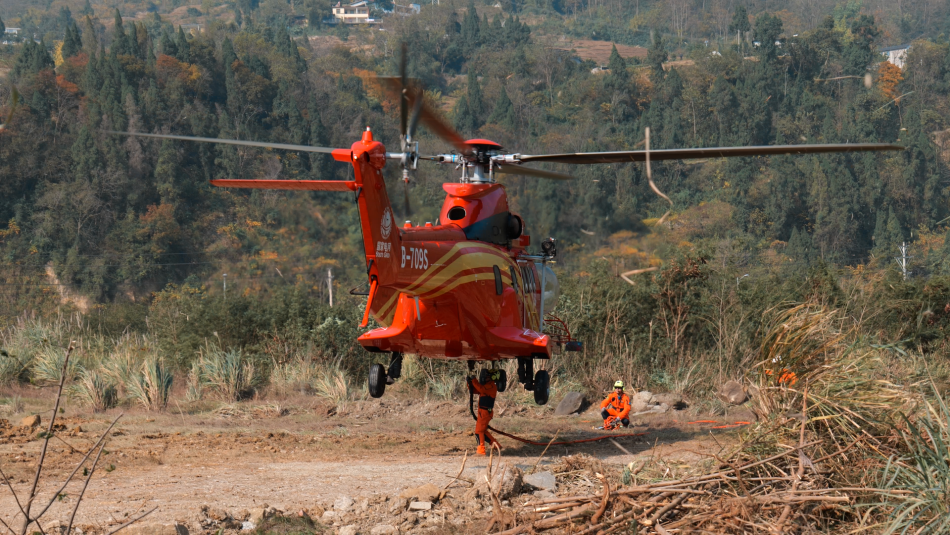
[113, 46, 902, 406]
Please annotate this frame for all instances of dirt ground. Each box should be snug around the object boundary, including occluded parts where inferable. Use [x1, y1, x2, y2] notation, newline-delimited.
[0, 386, 754, 533]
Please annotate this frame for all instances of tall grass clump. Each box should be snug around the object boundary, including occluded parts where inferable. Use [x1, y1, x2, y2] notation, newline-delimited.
[127, 358, 174, 411]
[312, 362, 353, 410]
[872, 383, 950, 534]
[270, 356, 322, 397]
[193, 346, 264, 401]
[70, 369, 117, 412]
[32, 346, 81, 384]
[0, 349, 32, 384]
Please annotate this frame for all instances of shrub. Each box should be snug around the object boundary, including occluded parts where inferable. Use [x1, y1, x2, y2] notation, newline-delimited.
[70, 369, 117, 412]
[128, 357, 174, 411]
[195, 347, 264, 401]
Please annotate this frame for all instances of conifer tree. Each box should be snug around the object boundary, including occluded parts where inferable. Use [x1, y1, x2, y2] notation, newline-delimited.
[466, 68, 484, 121]
[729, 5, 750, 53]
[71, 126, 102, 180]
[604, 44, 629, 93]
[81, 0, 94, 17]
[62, 21, 83, 59]
[81, 16, 98, 55]
[113, 9, 129, 56]
[453, 96, 476, 136]
[175, 27, 191, 62]
[0, 14, 5, 35]
[647, 33, 667, 80]
[487, 85, 516, 131]
[461, 0, 480, 53]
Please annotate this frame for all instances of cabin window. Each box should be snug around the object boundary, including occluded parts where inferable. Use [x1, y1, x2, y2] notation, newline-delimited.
[448, 206, 466, 221]
[493, 266, 503, 295]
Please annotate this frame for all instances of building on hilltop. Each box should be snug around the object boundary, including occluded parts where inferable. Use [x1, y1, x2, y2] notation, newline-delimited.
[331, 1, 373, 24]
[880, 44, 910, 69]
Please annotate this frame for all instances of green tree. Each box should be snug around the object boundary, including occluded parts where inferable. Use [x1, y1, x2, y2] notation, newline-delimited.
[844, 15, 879, 75]
[647, 33, 667, 79]
[0, 14, 5, 35]
[62, 20, 83, 59]
[466, 68, 484, 122]
[753, 13, 783, 62]
[453, 95, 476, 136]
[604, 44, 629, 94]
[729, 5, 750, 53]
[487, 84, 516, 131]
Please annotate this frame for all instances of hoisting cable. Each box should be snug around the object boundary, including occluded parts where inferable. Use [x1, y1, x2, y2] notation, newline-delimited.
[468, 388, 645, 447]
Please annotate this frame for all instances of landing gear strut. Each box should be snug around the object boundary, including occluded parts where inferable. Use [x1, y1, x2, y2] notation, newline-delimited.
[386, 352, 403, 385]
[517, 357, 535, 391]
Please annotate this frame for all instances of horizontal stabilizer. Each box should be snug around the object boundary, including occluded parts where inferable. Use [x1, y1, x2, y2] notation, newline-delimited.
[210, 179, 357, 191]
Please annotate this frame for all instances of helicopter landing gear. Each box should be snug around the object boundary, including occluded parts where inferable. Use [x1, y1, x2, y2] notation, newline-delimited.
[534, 369, 550, 405]
[368, 363, 386, 398]
[386, 352, 403, 385]
[517, 357, 535, 391]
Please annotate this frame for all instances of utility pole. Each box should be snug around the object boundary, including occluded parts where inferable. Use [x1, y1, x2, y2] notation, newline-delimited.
[327, 268, 334, 307]
[223, 273, 227, 300]
[895, 242, 911, 281]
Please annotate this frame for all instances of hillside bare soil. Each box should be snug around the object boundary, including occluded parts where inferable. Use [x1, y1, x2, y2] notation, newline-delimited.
[0, 391, 752, 533]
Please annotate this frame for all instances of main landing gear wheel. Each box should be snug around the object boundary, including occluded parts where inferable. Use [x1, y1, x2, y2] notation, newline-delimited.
[533, 370, 550, 405]
[495, 369, 507, 392]
[368, 363, 386, 398]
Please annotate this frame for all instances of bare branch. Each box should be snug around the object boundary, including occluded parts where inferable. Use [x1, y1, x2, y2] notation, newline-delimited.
[66, 442, 106, 535]
[105, 507, 158, 535]
[19, 342, 75, 535]
[35, 414, 123, 520]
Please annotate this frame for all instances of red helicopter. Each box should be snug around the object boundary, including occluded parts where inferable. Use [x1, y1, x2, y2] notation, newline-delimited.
[115, 47, 902, 405]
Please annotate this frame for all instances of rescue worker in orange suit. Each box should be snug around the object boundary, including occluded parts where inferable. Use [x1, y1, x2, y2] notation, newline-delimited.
[600, 380, 632, 429]
[468, 369, 501, 455]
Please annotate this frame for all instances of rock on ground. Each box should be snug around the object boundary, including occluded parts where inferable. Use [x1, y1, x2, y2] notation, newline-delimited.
[523, 471, 556, 492]
[338, 526, 358, 535]
[370, 525, 397, 535]
[554, 392, 585, 415]
[399, 482, 440, 502]
[719, 380, 748, 405]
[408, 501, 432, 511]
[631, 391, 653, 413]
[651, 393, 687, 410]
[465, 461, 523, 500]
[20, 415, 40, 428]
[334, 495, 355, 512]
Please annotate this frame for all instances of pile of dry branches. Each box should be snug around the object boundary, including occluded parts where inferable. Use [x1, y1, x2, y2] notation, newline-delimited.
[491, 304, 921, 534]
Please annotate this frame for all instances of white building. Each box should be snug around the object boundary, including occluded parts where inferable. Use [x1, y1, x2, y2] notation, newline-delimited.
[4, 28, 21, 35]
[331, 1, 371, 24]
[880, 44, 910, 69]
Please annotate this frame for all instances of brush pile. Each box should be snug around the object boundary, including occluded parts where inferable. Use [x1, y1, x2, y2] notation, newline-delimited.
[493, 304, 924, 534]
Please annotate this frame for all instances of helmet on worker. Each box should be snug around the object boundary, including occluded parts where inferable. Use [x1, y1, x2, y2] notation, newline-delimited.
[614, 380, 624, 390]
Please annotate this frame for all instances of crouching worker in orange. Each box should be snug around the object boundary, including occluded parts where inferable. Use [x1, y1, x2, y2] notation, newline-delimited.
[599, 380, 632, 430]
[468, 369, 501, 455]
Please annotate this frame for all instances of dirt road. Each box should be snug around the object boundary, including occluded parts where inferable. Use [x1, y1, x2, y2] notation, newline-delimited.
[0, 393, 750, 531]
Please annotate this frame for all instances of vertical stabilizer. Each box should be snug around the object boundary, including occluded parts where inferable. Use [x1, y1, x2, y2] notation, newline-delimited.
[344, 127, 401, 287]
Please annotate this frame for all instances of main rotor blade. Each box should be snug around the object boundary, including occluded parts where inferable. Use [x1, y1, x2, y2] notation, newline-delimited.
[378, 77, 471, 154]
[407, 88, 423, 141]
[496, 165, 575, 180]
[106, 131, 340, 154]
[211, 179, 357, 191]
[514, 143, 904, 165]
[399, 43, 408, 146]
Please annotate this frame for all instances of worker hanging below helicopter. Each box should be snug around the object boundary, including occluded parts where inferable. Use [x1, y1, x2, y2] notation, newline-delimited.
[468, 365, 502, 455]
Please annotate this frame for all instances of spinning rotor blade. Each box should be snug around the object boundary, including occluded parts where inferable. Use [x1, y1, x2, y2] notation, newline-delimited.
[495, 165, 575, 180]
[399, 43, 408, 148]
[106, 131, 340, 154]
[378, 76, 471, 154]
[512, 143, 904, 165]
